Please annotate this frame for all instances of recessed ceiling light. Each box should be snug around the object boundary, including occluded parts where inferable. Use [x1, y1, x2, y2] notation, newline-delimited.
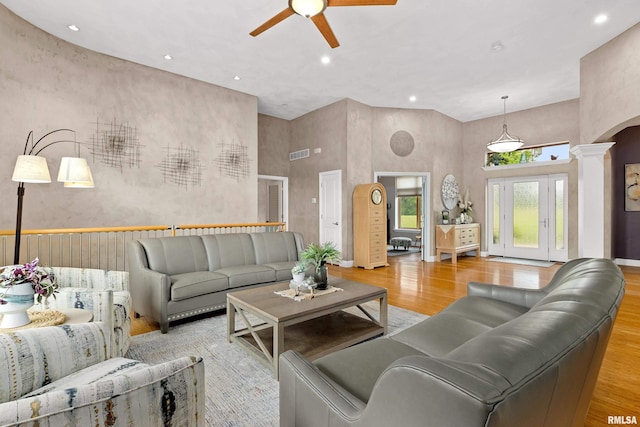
[594, 14, 608, 24]
[68, 24, 79, 32]
[234, 75, 241, 81]
[163, 54, 173, 60]
[409, 95, 417, 102]
[321, 55, 331, 65]
[491, 41, 504, 52]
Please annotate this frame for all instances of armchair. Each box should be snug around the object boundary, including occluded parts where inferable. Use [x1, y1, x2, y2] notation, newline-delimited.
[49, 267, 131, 356]
[0, 321, 205, 426]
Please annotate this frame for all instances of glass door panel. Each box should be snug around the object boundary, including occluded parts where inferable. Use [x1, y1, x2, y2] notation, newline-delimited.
[512, 181, 540, 249]
[487, 174, 567, 261]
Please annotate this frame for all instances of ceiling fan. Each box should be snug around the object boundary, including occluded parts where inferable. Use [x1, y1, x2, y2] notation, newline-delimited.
[250, 0, 398, 49]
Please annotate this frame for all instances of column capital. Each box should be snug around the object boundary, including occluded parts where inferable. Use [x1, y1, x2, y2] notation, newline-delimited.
[570, 142, 615, 158]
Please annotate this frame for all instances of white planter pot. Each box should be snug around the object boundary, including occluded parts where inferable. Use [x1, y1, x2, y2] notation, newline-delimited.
[292, 273, 306, 283]
[0, 282, 35, 328]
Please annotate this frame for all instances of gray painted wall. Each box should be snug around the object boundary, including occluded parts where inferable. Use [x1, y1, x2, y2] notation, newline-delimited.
[1, 6, 258, 232]
[5, 4, 640, 261]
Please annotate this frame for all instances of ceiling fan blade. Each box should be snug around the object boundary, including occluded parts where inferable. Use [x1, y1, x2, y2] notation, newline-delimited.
[328, 0, 397, 6]
[311, 13, 340, 48]
[250, 8, 295, 37]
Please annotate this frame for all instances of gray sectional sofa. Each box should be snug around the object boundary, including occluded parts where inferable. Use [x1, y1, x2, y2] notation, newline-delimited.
[279, 258, 625, 427]
[127, 231, 304, 332]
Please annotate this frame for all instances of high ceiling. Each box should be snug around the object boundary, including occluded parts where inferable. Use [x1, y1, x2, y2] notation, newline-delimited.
[2, 0, 640, 122]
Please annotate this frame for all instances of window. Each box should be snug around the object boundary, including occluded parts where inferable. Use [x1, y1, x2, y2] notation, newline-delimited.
[398, 195, 422, 229]
[396, 176, 423, 229]
[486, 142, 570, 167]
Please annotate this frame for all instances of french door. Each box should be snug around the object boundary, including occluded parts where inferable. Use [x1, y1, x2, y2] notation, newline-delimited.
[487, 174, 568, 262]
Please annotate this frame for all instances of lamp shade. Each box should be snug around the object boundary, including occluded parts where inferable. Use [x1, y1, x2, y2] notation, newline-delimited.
[487, 96, 525, 153]
[290, 0, 326, 17]
[57, 157, 93, 184]
[64, 167, 95, 188]
[487, 124, 525, 153]
[12, 155, 52, 183]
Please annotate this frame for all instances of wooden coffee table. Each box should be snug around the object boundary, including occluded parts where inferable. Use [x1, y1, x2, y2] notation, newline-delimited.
[227, 277, 387, 379]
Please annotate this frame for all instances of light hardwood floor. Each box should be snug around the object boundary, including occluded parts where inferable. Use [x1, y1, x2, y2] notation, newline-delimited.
[130, 254, 640, 426]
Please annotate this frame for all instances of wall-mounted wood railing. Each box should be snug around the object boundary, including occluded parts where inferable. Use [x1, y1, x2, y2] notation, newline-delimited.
[0, 222, 286, 271]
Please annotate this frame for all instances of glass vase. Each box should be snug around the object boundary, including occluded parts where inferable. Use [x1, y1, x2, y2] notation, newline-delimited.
[313, 264, 328, 290]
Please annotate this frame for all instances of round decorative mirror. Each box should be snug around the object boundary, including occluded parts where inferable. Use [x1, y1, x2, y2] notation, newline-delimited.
[441, 174, 459, 210]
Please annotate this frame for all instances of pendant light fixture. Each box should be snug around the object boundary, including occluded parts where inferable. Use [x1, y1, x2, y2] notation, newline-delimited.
[289, 0, 327, 18]
[487, 95, 524, 153]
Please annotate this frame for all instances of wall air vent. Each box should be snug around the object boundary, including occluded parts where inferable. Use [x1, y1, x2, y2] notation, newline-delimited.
[289, 148, 310, 161]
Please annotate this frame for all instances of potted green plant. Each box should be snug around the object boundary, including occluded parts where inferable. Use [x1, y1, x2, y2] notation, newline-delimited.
[291, 260, 307, 283]
[300, 242, 341, 290]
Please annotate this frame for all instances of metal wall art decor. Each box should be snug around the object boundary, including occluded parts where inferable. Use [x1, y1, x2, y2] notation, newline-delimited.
[157, 144, 203, 189]
[215, 143, 251, 180]
[90, 119, 141, 171]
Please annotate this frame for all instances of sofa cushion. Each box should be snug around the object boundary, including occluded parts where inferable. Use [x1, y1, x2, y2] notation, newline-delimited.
[23, 357, 149, 398]
[216, 264, 276, 288]
[139, 236, 209, 275]
[444, 308, 599, 387]
[201, 234, 257, 270]
[250, 232, 301, 264]
[263, 261, 297, 281]
[314, 338, 425, 403]
[170, 271, 229, 301]
[391, 296, 529, 357]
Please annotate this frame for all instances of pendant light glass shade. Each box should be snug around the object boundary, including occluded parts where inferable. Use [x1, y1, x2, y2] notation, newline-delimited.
[290, 0, 326, 17]
[487, 96, 524, 153]
[12, 155, 52, 183]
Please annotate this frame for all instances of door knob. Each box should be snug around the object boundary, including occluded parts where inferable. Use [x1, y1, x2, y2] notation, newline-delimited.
[333, 222, 339, 226]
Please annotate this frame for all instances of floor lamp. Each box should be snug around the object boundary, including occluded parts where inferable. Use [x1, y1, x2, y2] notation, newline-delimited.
[11, 129, 94, 264]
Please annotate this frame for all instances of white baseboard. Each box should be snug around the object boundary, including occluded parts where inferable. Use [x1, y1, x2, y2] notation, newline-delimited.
[614, 258, 640, 267]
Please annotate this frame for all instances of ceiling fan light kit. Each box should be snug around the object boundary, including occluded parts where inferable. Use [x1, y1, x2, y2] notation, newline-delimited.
[290, 0, 327, 18]
[487, 95, 525, 153]
[251, 0, 398, 49]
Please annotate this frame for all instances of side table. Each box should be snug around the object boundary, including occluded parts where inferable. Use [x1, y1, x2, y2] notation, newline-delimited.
[59, 308, 94, 324]
[0, 308, 93, 333]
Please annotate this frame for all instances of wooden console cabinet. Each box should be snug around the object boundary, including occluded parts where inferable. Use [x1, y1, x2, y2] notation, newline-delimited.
[435, 223, 480, 264]
[354, 183, 388, 269]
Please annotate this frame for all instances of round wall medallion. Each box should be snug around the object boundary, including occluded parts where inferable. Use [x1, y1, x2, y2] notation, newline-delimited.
[389, 130, 415, 157]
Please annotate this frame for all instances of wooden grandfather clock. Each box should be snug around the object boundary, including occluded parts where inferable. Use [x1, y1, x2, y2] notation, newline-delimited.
[354, 183, 388, 269]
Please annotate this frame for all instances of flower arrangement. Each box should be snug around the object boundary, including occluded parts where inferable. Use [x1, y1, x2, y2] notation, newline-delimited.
[0, 258, 58, 305]
[457, 188, 473, 214]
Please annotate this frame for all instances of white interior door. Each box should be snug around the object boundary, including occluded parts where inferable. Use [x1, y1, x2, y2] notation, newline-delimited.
[487, 174, 567, 261]
[319, 170, 342, 254]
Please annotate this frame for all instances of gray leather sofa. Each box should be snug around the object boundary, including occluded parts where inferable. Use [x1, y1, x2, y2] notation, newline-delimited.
[127, 231, 304, 333]
[279, 258, 625, 427]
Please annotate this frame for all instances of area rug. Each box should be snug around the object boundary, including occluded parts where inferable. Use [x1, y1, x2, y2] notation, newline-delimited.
[126, 302, 427, 426]
[488, 257, 556, 267]
[387, 246, 421, 257]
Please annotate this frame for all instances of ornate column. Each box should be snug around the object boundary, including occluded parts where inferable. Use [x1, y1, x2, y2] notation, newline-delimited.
[570, 142, 615, 258]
